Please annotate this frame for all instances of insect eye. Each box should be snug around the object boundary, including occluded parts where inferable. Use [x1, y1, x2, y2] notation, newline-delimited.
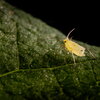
[64, 41, 66, 43]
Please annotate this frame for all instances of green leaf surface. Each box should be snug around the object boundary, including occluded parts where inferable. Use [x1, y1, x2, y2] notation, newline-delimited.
[0, 0, 100, 100]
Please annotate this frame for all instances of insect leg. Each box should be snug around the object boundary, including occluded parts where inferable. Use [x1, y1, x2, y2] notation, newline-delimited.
[67, 52, 69, 54]
[71, 53, 76, 66]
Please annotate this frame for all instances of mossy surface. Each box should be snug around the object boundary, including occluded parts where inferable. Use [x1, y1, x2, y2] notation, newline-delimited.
[0, 0, 100, 100]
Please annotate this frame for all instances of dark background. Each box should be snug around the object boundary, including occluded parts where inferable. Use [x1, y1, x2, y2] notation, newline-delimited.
[5, 0, 100, 46]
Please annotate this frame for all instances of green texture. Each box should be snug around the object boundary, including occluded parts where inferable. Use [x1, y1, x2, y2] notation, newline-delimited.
[0, 0, 100, 100]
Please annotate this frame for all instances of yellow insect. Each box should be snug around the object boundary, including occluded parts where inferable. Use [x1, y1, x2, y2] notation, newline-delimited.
[63, 28, 86, 64]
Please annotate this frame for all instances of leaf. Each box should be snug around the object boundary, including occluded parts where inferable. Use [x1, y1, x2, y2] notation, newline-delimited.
[0, 1, 100, 100]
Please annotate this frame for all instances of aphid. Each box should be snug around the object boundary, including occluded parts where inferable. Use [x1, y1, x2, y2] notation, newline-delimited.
[63, 28, 86, 64]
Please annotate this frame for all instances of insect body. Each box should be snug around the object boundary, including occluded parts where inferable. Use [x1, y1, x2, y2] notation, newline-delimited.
[64, 38, 85, 57]
[63, 28, 86, 64]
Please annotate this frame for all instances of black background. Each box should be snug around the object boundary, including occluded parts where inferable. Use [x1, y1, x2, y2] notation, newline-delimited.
[5, 0, 100, 46]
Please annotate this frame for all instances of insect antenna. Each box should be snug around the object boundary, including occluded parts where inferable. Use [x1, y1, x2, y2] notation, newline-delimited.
[66, 28, 75, 39]
[84, 44, 96, 59]
[86, 48, 96, 59]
